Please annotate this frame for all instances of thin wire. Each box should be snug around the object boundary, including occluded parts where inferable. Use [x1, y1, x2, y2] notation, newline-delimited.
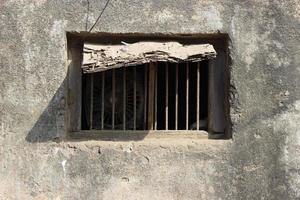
[88, 0, 111, 32]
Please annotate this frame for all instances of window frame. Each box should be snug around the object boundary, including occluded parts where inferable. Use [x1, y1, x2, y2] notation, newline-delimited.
[66, 33, 230, 140]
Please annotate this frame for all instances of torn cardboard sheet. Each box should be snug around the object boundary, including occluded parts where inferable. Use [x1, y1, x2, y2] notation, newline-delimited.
[82, 41, 216, 73]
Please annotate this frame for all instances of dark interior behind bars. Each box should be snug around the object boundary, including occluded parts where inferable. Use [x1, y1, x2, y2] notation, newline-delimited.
[81, 61, 209, 131]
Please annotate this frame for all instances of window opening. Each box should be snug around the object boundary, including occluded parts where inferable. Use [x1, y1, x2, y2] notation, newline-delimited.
[67, 34, 231, 139]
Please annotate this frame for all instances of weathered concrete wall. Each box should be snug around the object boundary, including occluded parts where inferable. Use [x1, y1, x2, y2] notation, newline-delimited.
[0, 0, 299, 199]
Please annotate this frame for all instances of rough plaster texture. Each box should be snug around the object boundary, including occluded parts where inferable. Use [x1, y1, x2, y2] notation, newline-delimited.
[0, 0, 299, 199]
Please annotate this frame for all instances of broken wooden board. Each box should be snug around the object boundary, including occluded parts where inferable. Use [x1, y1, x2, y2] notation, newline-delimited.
[82, 41, 216, 73]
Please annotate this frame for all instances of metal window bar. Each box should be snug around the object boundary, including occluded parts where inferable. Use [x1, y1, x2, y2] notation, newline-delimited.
[175, 63, 178, 130]
[147, 62, 156, 130]
[165, 62, 168, 130]
[133, 67, 137, 130]
[186, 63, 189, 130]
[144, 65, 148, 130]
[123, 67, 126, 130]
[154, 63, 158, 130]
[112, 69, 115, 130]
[90, 73, 94, 130]
[196, 62, 200, 130]
[101, 72, 105, 130]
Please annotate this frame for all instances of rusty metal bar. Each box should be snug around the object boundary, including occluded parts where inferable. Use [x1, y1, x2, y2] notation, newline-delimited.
[175, 63, 178, 130]
[112, 69, 115, 130]
[101, 72, 105, 130]
[165, 63, 168, 130]
[144, 65, 148, 130]
[197, 62, 200, 130]
[133, 67, 137, 130]
[147, 62, 155, 130]
[90, 74, 94, 130]
[186, 63, 189, 130]
[123, 67, 126, 130]
[154, 63, 158, 130]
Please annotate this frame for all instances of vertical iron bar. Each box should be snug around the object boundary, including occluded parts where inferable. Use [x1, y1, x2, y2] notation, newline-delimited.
[148, 63, 155, 130]
[101, 72, 105, 130]
[123, 67, 126, 130]
[197, 62, 200, 130]
[175, 63, 178, 130]
[90, 74, 94, 130]
[165, 63, 168, 130]
[154, 63, 157, 130]
[112, 69, 115, 130]
[186, 63, 189, 130]
[134, 67, 137, 130]
[144, 65, 148, 130]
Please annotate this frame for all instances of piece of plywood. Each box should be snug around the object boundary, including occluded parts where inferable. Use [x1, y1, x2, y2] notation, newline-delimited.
[82, 41, 216, 73]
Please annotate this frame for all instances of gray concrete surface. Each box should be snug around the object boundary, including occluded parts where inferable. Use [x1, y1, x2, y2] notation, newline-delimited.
[0, 0, 299, 199]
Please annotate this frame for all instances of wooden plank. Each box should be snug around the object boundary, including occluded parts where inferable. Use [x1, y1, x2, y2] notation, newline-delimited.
[82, 42, 217, 73]
[165, 63, 168, 130]
[196, 62, 200, 130]
[186, 63, 189, 130]
[147, 62, 156, 130]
